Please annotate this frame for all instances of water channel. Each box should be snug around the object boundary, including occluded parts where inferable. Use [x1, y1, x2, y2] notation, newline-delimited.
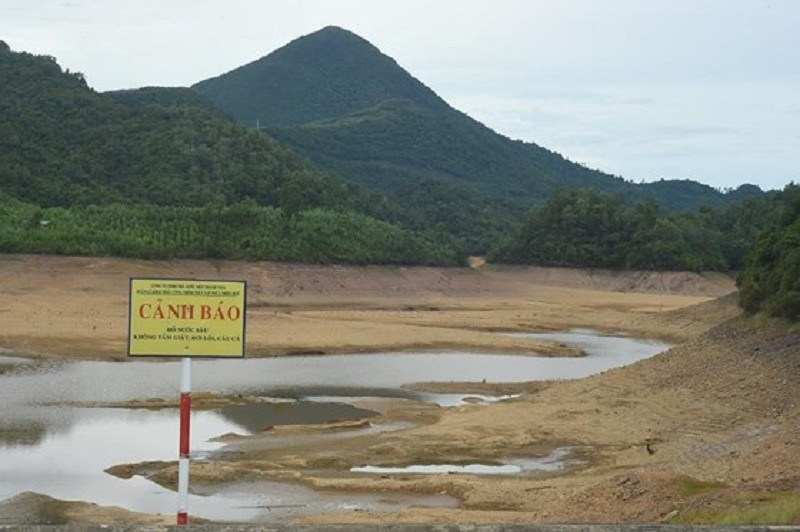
[0, 330, 670, 523]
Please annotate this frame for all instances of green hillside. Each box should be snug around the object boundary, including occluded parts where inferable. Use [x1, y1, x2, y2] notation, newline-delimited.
[193, 26, 763, 211]
[267, 98, 629, 202]
[0, 194, 462, 265]
[0, 40, 345, 208]
[0, 40, 463, 265]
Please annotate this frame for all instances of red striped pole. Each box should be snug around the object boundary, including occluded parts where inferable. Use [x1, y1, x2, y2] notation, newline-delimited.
[177, 357, 191, 525]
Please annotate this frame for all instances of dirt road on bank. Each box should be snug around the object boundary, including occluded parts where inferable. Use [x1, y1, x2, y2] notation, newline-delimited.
[2, 254, 798, 525]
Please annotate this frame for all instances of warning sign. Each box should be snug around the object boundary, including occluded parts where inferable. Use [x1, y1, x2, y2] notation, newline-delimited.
[128, 278, 246, 358]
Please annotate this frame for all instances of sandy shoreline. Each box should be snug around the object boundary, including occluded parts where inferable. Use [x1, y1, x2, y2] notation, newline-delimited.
[4, 254, 798, 526]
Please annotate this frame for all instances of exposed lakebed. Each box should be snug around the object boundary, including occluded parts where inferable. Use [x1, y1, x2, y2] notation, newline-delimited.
[0, 330, 669, 522]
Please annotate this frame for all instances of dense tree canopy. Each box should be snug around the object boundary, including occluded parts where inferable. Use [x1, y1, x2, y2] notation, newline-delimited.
[737, 184, 800, 320]
[193, 26, 451, 127]
[488, 189, 776, 272]
[0, 43, 373, 210]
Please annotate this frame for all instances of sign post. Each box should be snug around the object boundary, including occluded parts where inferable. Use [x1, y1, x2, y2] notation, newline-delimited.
[128, 278, 246, 525]
[177, 356, 191, 525]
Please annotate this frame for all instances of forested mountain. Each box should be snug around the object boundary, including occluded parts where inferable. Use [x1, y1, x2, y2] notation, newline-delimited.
[266, 98, 627, 200]
[0, 35, 776, 269]
[0, 40, 463, 265]
[193, 26, 763, 211]
[0, 40, 353, 208]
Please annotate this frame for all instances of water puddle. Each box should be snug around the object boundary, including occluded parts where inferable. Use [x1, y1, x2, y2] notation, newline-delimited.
[300, 392, 520, 408]
[0, 331, 669, 411]
[353, 463, 522, 475]
[351, 446, 579, 476]
[412, 392, 522, 407]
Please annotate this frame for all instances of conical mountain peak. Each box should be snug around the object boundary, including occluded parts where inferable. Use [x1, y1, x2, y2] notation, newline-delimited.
[192, 26, 448, 126]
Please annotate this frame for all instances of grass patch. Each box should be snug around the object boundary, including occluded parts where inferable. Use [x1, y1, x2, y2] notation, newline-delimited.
[677, 477, 727, 497]
[672, 490, 800, 525]
[718, 491, 800, 525]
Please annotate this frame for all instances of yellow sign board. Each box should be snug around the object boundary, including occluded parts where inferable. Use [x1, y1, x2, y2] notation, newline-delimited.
[128, 278, 246, 358]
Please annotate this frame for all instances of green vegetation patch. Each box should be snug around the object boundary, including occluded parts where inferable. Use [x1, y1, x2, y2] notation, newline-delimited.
[0, 199, 463, 266]
[676, 477, 728, 497]
[672, 489, 800, 525]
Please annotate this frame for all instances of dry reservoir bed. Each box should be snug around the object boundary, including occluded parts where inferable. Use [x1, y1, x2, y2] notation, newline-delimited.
[5, 255, 798, 526]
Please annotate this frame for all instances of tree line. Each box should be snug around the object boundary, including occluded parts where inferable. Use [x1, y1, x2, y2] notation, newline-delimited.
[487, 186, 799, 321]
[487, 188, 774, 272]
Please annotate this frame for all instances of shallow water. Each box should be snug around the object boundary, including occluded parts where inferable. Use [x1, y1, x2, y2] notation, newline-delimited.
[351, 446, 578, 476]
[0, 330, 669, 407]
[0, 407, 454, 521]
[0, 330, 669, 522]
[0, 408, 249, 519]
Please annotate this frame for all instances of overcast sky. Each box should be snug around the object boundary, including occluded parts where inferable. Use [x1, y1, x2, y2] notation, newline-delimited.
[2, 0, 798, 191]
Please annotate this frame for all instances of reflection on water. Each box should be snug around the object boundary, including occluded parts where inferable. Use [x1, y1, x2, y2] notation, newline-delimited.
[219, 401, 379, 432]
[0, 421, 48, 446]
[0, 330, 669, 522]
[0, 408, 251, 520]
[0, 408, 454, 522]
